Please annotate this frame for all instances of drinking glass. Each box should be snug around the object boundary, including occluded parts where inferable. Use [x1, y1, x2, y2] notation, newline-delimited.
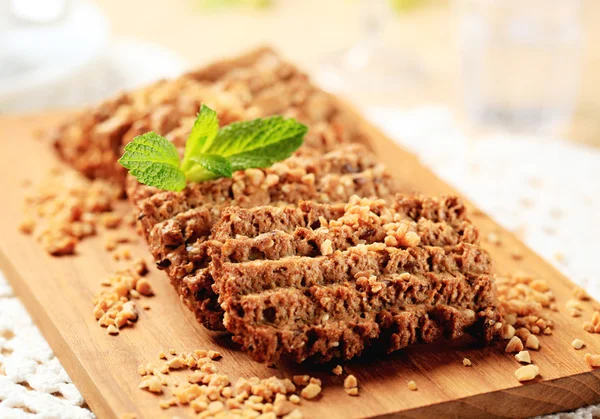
[457, 0, 583, 135]
[318, 0, 425, 101]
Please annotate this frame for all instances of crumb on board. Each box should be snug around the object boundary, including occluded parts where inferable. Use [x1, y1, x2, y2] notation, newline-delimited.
[92, 263, 153, 333]
[583, 311, 600, 334]
[573, 287, 591, 301]
[19, 169, 120, 255]
[514, 364, 539, 382]
[525, 335, 540, 350]
[462, 358, 472, 367]
[136, 349, 315, 416]
[332, 365, 343, 376]
[585, 353, 600, 368]
[343, 375, 358, 390]
[300, 383, 321, 400]
[407, 381, 417, 391]
[515, 351, 531, 364]
[495, 273, 555, 340]
[505, 336, 524, 353]
[572, 339, 585, 350]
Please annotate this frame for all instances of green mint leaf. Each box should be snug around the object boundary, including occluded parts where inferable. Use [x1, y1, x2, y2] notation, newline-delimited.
[118, 132, 186, 191]
[185, 154, 233, 182]
[203, 116, 307, 171]
[181, 104, 219, 171]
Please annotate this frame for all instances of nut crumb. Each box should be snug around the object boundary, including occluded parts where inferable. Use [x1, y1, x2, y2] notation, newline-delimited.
[292, 375, 309, 386]
[343, 375, 358, 389]
[107, 325, 119, 335]
[515, 351, 531, 364]
[515, 364, 540, 382]
[345, 387, 359, 396]
[320, 239, 333, 256]
[407, 380, 417, 391]
[585, 353, 600, 367]
[300, 383, 321, 399]
[462, 358, 472, 367]
[573, 287, 590, 301]
[505, 336, 524, 353]
[158, 352, 167, 359]
[332, 365, 343, 375]
[501, 324, 516, 340]
[525, 334, 540, 350]
[572, 339, 585, 350]
[18, 218, 36, 235]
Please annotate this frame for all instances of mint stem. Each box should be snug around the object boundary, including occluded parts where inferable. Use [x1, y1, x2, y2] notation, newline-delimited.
[184, 165, 220, 182]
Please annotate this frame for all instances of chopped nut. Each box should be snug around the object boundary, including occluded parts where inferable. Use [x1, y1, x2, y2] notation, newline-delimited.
[320, 239, 333, 256]
[345, 387, 359, 396]
[407, 380, 417, 391]
[525, 334, 540, 350]
[273, 399, 296, 416]
[107, 325, 119, 335]
[208, 350, 222, 360]
[166, 357, 185, 370]
[572, 339, 585, 350]
[135, 278, 153, 296]
[343, 375, 358, 389]
[300, 383, 321, 399]
[191, 399, 208, 413]
[289, 394, 300, 404]
[573, 287, 590, 301]
[505, 336, 524, 353]
[585, 353, 600, 367]
[159, 397, 177, 409]
[169, 348, 176, 355]
[18, 217, 36, 235]
[486, 232, 500, 245]
[292, 375, 309, 386]
[584, 322, 595, 333]
[283, 409, 303, 419]
[501, 324, 516, 340]
[139, 376, 163, 393]
[515, 351, 531, 364]
[592, 312, 600, 326]
[137, 364, 146, 376]
[332, 365, 343, 376]
[462, 358, 472, 367]
[515, 327, 531, 341]
[515, 364, 540, 382]
[158, 352, 167, 360]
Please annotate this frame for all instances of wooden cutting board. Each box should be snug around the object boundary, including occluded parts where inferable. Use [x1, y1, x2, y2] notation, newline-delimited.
[1, 110, 599, 419]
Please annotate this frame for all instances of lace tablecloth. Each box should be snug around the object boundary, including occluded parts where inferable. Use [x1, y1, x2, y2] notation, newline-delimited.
[1, 105, 599, 418]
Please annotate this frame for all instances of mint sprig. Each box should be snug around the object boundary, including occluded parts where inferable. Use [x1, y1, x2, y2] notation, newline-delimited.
[118, 104, 307, 191]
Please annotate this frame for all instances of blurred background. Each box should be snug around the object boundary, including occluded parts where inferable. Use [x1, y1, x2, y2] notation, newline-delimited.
[1, 0, 599, 144]
[0, 0, 598, 289]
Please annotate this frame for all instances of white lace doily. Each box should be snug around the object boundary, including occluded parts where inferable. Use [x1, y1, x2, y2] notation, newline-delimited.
[1, 105, 598, 418]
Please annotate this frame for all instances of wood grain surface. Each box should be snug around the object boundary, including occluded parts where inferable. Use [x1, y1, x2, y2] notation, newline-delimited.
[0, 110, 599, 419]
